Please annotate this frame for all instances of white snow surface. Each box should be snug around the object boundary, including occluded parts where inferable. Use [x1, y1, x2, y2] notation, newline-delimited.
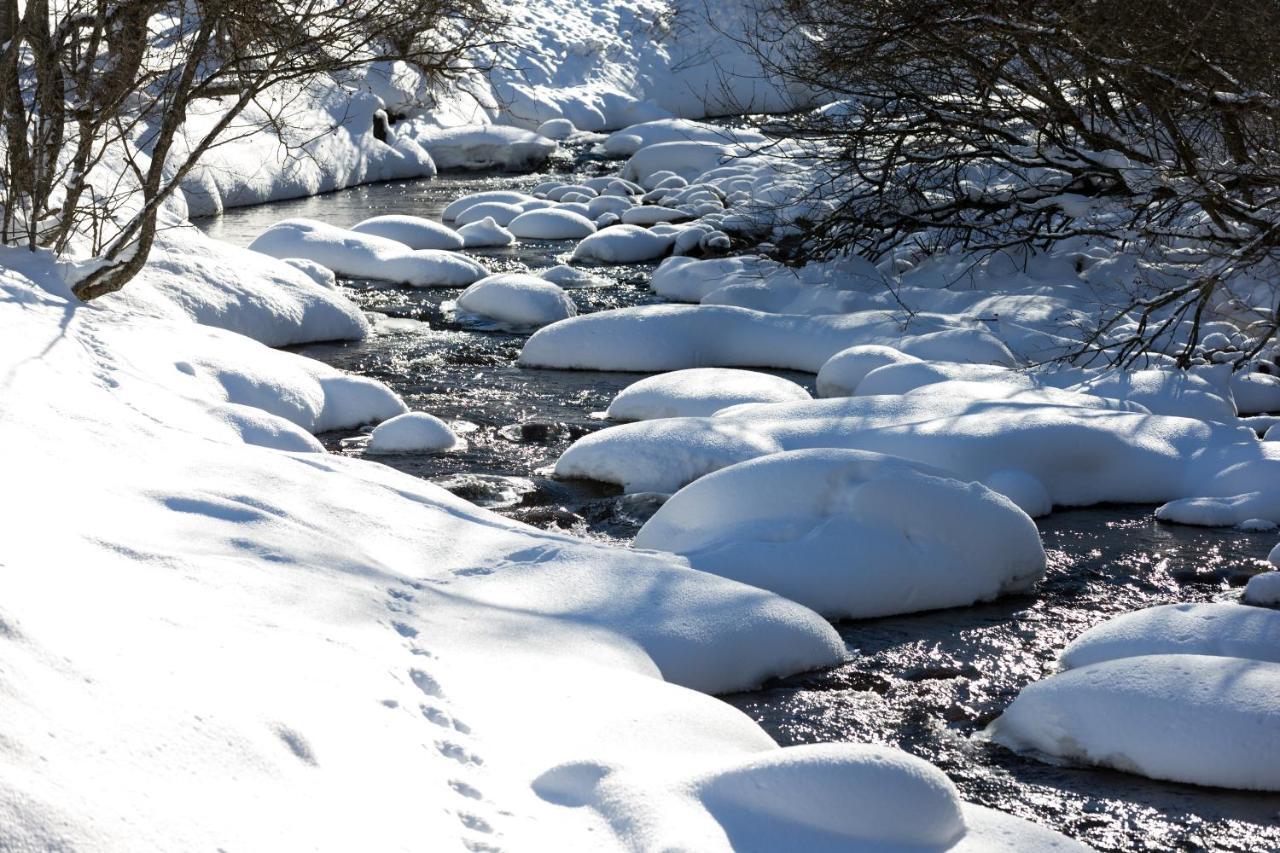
[988, 654, 1280, 791]
[633, 450, 1047, 619]
[249, 218, 488, 287]
[1058, 603, 1280, 670]
[571, 224, 676, 263]
[606, 368, 811, 421]
[368, 412, 464, 453]
[402, 123, 558, 171]
[508, 209, 597, 240]
[1245, 571, 1280, 606]
[458, 216, 517, 248]
[351, 215, 465, 250]
[454, 274, 578, 329]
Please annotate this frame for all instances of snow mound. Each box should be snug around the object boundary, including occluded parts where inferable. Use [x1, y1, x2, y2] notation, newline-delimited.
[1231, 372, 1280, 415]
[367, 412, 463, 453]
[650, 256, 781, 303]
[455, 201, 526, 226]
[521, 304, 1016, 373]
[350, 215, 464, 250]
[1246, 571, 1280, 606]
[988, 654, 1280, 791]
[209, 403, 326, 453]
[458, 216, 516, 248]
[409, 124, 557, 171]
[620, 205, 691, 225]
[571, 224, 677, 263]
[539, 264, 608, 288]
[455, 274, 577, 329]
[607, 368, 810, 421]
[1156, 490, 1280, 527]
[601, 118, 767, 158]
[633, 450, 1046, 619]
[249, 219, 488, 287]
[816, 345, 924, 397]
[537, 118, 577, 140]
[1059, 603, 1280, 670]
[508, 209, 597, 240]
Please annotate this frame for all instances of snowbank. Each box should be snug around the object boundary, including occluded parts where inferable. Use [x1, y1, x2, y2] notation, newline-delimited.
[1058, 603, 1280, 670]
[454, 274, 578, 329]
[607, 368, 811, 420]
[368, 412, 464, 453]
[403, 123, 558, 171]
[249, 219, 488, 287]
[988, 655, 1280, 791]
[634, 450, 1046, 619]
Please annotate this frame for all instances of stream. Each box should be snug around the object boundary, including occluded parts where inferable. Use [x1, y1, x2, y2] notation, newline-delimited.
[196, 146, 1280, 852]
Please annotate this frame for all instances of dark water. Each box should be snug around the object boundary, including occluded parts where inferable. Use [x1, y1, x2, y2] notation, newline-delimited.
[196, 160, 1280, 852]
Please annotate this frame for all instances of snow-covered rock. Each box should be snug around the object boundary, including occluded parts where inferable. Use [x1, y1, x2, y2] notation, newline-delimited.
[607, 368, 810, 421]
[539, 264, 608, 288]
[634, 450, 1046, 619]
[454, 201, 526, 227]
[570, 225, 675, 263]
[1246, 571, 1280, 606]
[1059, 603, 1280, 670]
[816, 346, 923, 397]
[623, 141, 736, 183]
[407, 123, 558, 171]
[350, 215, 464, 250]
[249, 218, 488, 287]
[442, 190, 535, 221]
[367, 412, 464, 453]
[649, 256, 780, 302]
[988, 654, 1280, 791]
[536, 118, 577, 140]
[508, 209, 597, 240]
[454, 274, 578, 329]
[458, 216, 516, 248]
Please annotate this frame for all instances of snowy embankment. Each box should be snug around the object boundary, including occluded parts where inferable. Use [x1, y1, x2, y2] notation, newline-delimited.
[0, 240, 1089, 848]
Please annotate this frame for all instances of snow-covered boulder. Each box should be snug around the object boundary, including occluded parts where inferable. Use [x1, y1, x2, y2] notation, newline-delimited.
[607, 368, 810, 421]
[1059, 603, 1280, 670]
[633, 450, 1045, 619]
[571, 225, 676, 263]
[1231, 371, 1280, 415]
[248, 218, 488, 287]
[536, 118, 577, 140]
[454, 201, 526, 227]
[649, 256, 780, 303]
[458, 216, 516, 248]
[410, 124, 557, 171]
[350, 215, 464, 251]
[620, 205, 691, 226]
[622, 141, 737, 183]
[1155, 490, 1280, 528]
[508, 209, 597, 240]
[816, 346, 924, 397]
[442, 190, 534, 221]
[602, 119, 766, 159]
[1246, 571, 1280, 606]
[539, 264, 608, 288]
[454, 274, 577, 329]
[988, 654, 1280, 791]
[367, 412, 463, 453]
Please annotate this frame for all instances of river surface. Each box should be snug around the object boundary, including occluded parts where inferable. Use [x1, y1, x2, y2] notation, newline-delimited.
[196, 149, 1280, 852]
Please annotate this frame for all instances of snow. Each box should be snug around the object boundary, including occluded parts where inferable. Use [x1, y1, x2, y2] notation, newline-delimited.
[987, 654, 1280, 791]
[623, 141, 739, 184]
[550, 378, 1280, 501]
[350, 215, 464, 250]
[601, 118, 767, 158]
[633, 450, 1045, 619]
[536, 118, 577, 140]
[507, 209, 598, 240]
[607, 368, 810, 421]
[571, 224, 677, 263]
[521, 305, 1017, 373]
[455, 201, 527, 226]
[402, 123, 558, 171]
[816, 346, 923, 397]
[458, 216, 517, 248]
[454, 274, 578, 329]
[367, 412, 464, 453]
[621, 205, 691, 225]
[442, 190, 535, 221]
[1058, 603, 1280, 670]
[540, 264, 608, 288]
[249, 219, 489, 287]
[1155, 490, 1280, 527]
[650, 256, 781, 302]
[1245, 572, 1280, 606]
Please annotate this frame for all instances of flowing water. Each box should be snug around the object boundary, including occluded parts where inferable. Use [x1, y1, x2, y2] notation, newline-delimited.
[196, 148, 1280, 852]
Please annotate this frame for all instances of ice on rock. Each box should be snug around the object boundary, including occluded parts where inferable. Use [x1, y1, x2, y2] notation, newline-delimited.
[536, 118, 577, 140]
[606, 368, 811, 421]
[1059, 602, 1280, 670]
[988, 654, 1280, 791]
[441, 190, 535, 221]
[367, 412, 463, 453]
[570, 225, 676, 263]
[350, 215, 464, 250]
[249, 218, 488, 287]
[508, 208, 598, 240]
[1245, 571, 1280, 606]
[816, 345, 923, 397]
[454, 274, 577, 329]
[633, 450, 1046, 619]
[457, 216, 516, 248]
